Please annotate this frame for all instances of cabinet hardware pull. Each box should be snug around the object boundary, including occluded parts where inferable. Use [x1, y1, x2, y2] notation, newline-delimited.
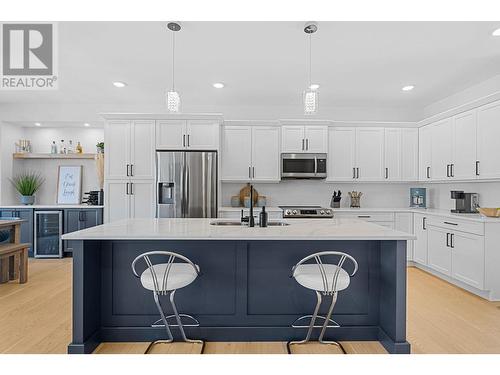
[353, 167, 356, 179]
[356, 168, 360, 179]
[306, 138, 309, 151]
[444, 221, 458, 226]
[358, 215, 371, 218]
[302, 139, 305, 151]
[446, 164, 450, 178]
[476, 161, 480, 176]
[427, 166, 431, 179]
[126, 164, 130, 177]
[446, 232, 450, 247]
[385, 167, 388, 179]
[130, 164, 133, 177]
[249, 166, 252, 179]
[252, 166, 255, 178]
[126, 183, 129, 195]
[451, 164, 454, 178]
[188, 134, 190, 147]
[422, 217, 426, 230]
[130, 183, 133, 195]
[451, 233, 455, 248]
[183, 134, 186, 147]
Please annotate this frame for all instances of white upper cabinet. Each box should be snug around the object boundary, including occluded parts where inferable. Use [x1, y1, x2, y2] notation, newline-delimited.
[431, 118, 453, 180]
[156, 120, 220, 150]
[327, 127, 356, 181]
[401, 128, 419, 181]
[222, 125, 280, 182]
[452, 109, 477, 180]
[106, 120, 155, 180]
[419, 125, 432, 181]
[106, 120, 131, 180]
[384, 128, 401, 181]
[222, 126, 252, 180]
[281, 125, 327, 153]
[251, 126, 280, 181]
[477, 101, 500, 179]
[356, 127, 384, 181]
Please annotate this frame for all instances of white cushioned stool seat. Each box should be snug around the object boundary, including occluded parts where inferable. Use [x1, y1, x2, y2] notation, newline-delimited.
[140, 263, 199, 292]
[294, 264, 350, 292]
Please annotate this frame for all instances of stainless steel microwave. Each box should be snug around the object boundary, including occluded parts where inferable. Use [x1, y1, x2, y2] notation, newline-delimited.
[281, 153, 327, 179]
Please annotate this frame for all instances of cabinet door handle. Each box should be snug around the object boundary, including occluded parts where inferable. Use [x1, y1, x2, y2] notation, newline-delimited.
[79, 211, 83, 221]
[451, 233, 455, 248]
[306, 138, 309, 151]
[130, 164, 134, 177]
[187, 134, 190, 147]
[358, 215, 371, 218]
[476, 161, 480, 176]
[427, 166, 431, 179]
[183, 134, 186, 147]
[249, 166, 252, 179]
[422, 217, 426, 230]
[444, 221, 458, 226]
[446, 164, 450, 178]
[302, 139, 305, 151]
[126, 164, 130, 177]
[130, 183, 134, 195]
[126, 183, 129, 195]
[385, 167, 388, 179]
[357, 168, 360, 179]
[446, 232, 450, 247]
[451, 164, 454, 178]
[353, 167, 356, 179]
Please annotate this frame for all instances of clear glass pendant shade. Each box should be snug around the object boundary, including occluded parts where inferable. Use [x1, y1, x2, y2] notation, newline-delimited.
[166, 90, 181, 113]
[303, 89, 318, 115]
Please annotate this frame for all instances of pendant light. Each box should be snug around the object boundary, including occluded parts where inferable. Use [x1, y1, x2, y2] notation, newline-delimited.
[166, 22, 181, 112]
[303, 22, 318, 115]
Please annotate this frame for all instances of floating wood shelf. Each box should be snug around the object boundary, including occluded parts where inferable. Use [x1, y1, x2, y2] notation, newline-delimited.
[13, 153, 96, 160]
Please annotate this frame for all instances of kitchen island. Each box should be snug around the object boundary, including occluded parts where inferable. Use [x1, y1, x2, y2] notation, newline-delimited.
[62, 218, 414, 354]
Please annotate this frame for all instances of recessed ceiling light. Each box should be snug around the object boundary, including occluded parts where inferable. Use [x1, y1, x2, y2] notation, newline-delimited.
[35, 122, 41, 126]
[84, 123, 90, 127]
[113, 81, 127, 88]
[492, 28, 500, 36]
[213, 82, 225, 89]
[402, 85, 415, 91]
[309, 84, 320, 90]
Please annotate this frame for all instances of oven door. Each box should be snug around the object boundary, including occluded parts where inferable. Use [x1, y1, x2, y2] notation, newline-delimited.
[281, 153, 327, 179]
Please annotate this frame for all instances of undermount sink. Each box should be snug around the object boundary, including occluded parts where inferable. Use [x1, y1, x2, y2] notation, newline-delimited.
[209, 221, 290, 227]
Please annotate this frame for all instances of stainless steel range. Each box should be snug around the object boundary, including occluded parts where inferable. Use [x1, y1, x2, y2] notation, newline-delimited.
[280, 205, 334, 219]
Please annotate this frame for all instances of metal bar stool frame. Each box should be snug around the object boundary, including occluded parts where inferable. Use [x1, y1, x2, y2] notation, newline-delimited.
[132, 251, 205, 354]
[287, 251, 358, 354]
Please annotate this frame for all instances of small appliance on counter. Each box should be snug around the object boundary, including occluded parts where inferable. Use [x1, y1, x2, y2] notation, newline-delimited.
[330, 190, 342, 208]
[450, 191, 479, 213]
[280, 205, 333, 219]
[83, 190, 104, 206]
[410, 188, 426, 208]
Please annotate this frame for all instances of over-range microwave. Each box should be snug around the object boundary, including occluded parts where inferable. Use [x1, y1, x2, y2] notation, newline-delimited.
[281, 153, 327, 179]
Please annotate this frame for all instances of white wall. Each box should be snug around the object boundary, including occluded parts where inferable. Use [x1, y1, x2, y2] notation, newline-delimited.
[221, 181, 413, 208]
[0, 126, 104, 205]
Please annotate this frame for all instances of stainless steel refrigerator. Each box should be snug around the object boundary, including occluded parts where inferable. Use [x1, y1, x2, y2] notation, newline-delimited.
[156, 151, 218, 218]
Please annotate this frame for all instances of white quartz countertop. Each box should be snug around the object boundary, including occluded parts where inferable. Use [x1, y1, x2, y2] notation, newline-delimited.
[219, 206, 282, 212]
[62, 218, 415, 241]
[0, 205, 104, 209]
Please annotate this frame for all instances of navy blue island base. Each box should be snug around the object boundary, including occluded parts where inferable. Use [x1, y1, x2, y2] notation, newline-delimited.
[68, 238, 409, 354]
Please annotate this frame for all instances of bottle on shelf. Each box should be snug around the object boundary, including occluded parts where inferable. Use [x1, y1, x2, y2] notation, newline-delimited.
[68, 140, 74, 153]
[59, 140, 65, 154]
[76, 141, 83, 154]
[51, 141, 58, 154]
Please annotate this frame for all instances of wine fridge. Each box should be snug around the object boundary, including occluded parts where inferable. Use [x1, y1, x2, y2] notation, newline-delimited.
[34, 211, 63, 258]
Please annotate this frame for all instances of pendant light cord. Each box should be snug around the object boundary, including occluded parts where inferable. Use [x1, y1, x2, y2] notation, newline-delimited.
[172, 31, 176, 91]
[308, 33, 312, 87]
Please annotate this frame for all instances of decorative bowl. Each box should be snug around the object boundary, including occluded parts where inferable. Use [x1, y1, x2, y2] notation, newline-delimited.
[478, 208, 500, 218]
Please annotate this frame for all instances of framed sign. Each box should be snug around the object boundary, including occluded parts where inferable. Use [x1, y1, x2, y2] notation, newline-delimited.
[56, 165, 82, 204]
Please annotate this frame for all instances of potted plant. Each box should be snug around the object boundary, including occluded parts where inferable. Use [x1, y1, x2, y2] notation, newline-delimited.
[10, 171, 45, 205]
[96, 142, 104, 153]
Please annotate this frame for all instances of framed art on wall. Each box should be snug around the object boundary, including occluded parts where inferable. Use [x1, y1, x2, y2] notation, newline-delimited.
[56, 165, 82, 204]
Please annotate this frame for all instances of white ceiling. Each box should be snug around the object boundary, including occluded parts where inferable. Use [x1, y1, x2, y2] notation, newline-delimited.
[1, 21, 500, 125]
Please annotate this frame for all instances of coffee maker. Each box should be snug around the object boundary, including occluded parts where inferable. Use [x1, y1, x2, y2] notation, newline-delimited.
[450, 191, 479, 213]
[410, 188, 426, 208]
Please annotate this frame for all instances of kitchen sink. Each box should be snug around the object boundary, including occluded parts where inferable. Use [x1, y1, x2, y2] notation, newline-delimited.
[209, 221, 290, 226]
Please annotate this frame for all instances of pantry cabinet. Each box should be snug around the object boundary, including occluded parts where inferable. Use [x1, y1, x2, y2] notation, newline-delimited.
[222, 125, 280, 182]
[106, 120, 155, 180]
[105, 180, 155, 222]
[281, 125, 328, 153]
[156, 120, 220, 150]
[477, 101, 500, 179]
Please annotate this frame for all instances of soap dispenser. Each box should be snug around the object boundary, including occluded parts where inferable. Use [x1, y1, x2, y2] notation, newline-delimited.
[259, 206, 268, 228]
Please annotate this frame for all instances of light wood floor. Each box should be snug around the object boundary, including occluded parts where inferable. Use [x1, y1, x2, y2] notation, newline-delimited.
[1, 259, 500, 354]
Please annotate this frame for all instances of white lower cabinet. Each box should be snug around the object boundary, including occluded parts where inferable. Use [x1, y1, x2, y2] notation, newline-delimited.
[105, 180, 155, 222]
[427, 226, 452, 276]
[451, 231, 484, 289]
[413, 214, 428, 265]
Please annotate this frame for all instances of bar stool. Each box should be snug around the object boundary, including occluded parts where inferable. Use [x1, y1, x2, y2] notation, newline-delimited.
[131, 251, 204, 354]
[288, 251, 358, 354]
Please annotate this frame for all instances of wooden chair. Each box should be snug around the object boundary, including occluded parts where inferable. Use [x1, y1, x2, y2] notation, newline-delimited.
[0, 220, 30, 284]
